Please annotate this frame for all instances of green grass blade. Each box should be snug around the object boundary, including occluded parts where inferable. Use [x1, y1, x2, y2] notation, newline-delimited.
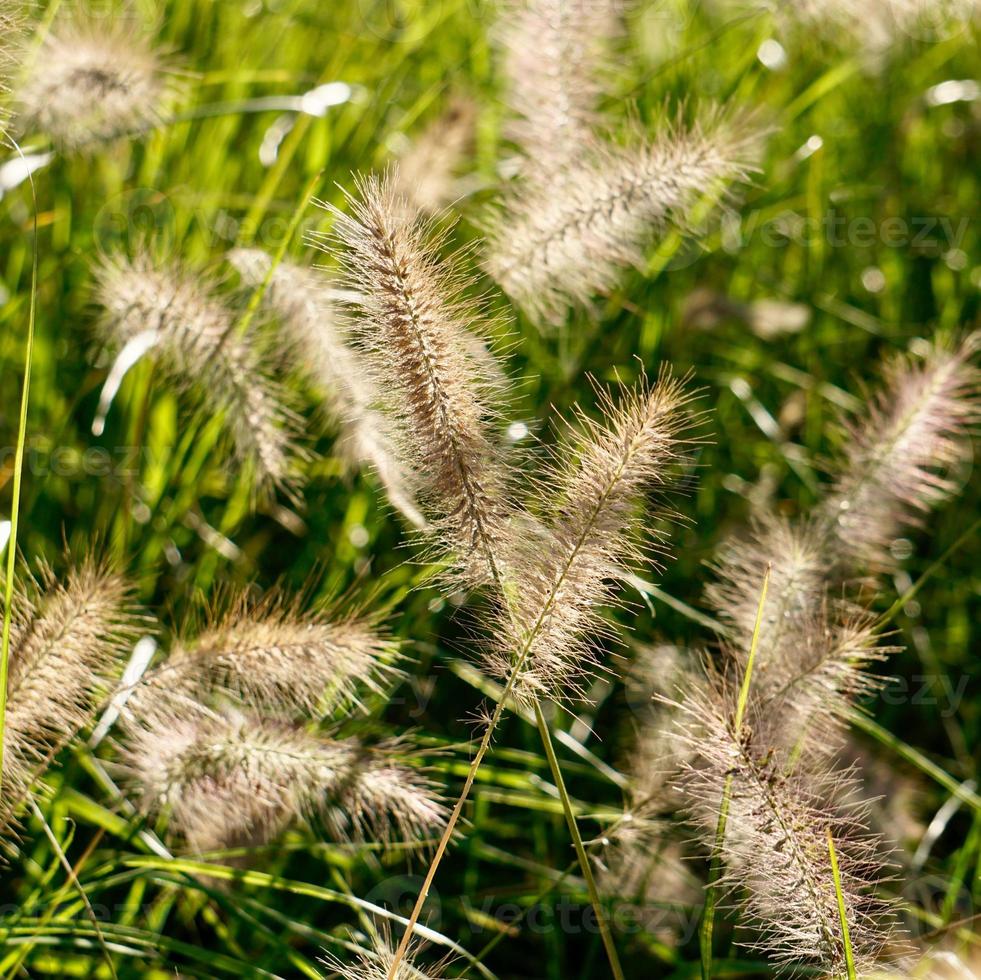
[826, 826, 857, 980]
[0, 138, 39, 800]
[533, 701, 625, 980]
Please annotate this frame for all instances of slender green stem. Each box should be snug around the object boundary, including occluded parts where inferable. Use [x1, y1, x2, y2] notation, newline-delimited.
[826, 827, 857, 980]
[387, 418, 644, 979]
[699, 563, 770, 980]
[26, 802, 118, 980]
[849, 712, 981, 814]
[534, 702, 625, 980]
[875, 516, 981, 631]
[220, 168, 322, 350]
[0, 140, 39, 799]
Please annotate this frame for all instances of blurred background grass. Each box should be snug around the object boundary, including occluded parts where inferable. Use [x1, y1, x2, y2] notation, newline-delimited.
[0, 0, 978, 976]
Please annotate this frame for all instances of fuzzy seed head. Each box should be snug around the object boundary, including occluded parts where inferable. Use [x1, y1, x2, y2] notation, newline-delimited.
[93, 250, 303, 497]
[674, 675, 900, 974]
[489, 372, 696, 702]
[497, 0, 620, 171]
[822, 333, 980, 570]
[0, 3, 24, 104]
[758, 0, 979, 54]
[707, 517, 830, 682]
[162, 594, 400, 718]
[484, 113, 765, 325]
[14, 17, 172, 149]
[2, 559, 140, 832]
[229, 248, 425, 526]
[321, 933, 452, 980]
[122, 706, 445, 852]
[319, 172, 511, 579]
[392, 97, 477, 215]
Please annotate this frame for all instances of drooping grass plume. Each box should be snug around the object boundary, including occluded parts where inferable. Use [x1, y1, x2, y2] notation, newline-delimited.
[121, 705, 445, 853]
[13, 13, 174, 149]
[757, 609, 892, 759]
[621, 644, 700, 811]
[1, 559, 140, 836]
[820, 332, 981, 572]
[0, 2, 24, 105]
[319, 172, 510, 579]
[488, 371, 696, 703]
[496, 0, 620, 171]
[152, 592, 399, 718]
[703, 333, 979, 738]
[601, 647, 704, 948]
[484, 112, 765, 325]
[93, 250, 304, 497]
[596, 820, 700, 948]
[745, 0, 979, 54]
[391, 97, 478, 215]
[377, 364, 698, 980]
[228, 247, 425, 526]
[673, 675, 900, 975]
[706, 524, 890, 753]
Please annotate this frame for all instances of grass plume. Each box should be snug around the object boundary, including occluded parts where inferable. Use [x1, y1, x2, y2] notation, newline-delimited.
[158, 592, 399, 718]
[675, 673, 898, 976]
[484, 111, 765, 325]
[488, 370, 697, 703]
[228, 247, 425, 526]
[93, 249, 304, 497]
[319, 172, 510, 578]
[121, 705, 444, 852]
[1, 559, 140, 837]
[322, 933, 451, 980]
[497, 0, 620, 172]
[391, 97, 478, 215]
[820, 332, 981, 571]
[13, 13, 174, 149]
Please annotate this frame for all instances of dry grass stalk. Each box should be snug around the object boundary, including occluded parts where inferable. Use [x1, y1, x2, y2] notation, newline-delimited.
[661, 333, 980, 972]
[322, 175, 701, 980]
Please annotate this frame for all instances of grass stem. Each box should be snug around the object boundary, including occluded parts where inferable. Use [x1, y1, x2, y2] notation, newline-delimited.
[827, 826, 857, 980]
[0, 140, 39, 800]
[699, 563, 770, 980]
[533, 701, 625, 980]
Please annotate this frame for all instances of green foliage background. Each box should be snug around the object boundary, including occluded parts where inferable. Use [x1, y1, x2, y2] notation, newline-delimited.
[0, 0, 977, 976]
